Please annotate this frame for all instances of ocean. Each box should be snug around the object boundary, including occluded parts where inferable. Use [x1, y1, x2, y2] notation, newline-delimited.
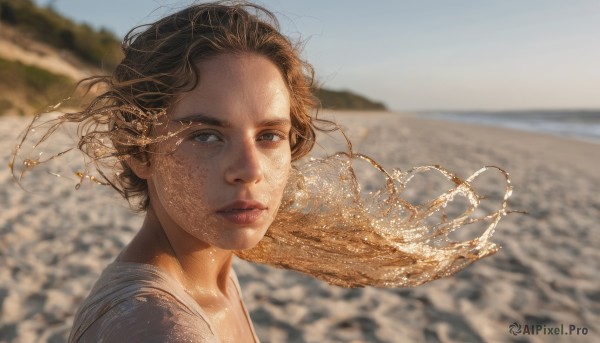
[418, 110, 600, 144]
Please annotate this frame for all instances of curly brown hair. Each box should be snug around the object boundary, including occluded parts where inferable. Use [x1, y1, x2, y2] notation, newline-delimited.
[14, 1, 337, 211]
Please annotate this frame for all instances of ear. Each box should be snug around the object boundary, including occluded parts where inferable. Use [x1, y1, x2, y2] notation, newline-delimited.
[125, 153, 153, 180]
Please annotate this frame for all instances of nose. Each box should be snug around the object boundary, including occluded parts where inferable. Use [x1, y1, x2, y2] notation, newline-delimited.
[224, 139, 264, 185]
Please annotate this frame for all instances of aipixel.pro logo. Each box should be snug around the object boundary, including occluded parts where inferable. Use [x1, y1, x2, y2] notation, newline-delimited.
[509, 322, 589, 336]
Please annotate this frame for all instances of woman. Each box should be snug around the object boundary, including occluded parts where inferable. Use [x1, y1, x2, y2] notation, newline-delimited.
[11, 1, 513, 342]
[61, 2, 324, 342]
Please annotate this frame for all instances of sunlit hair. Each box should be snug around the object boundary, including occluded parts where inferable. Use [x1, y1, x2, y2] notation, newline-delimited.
[238, 153, 515, 287]
[12, 1, 335, 211]
[11, 1, 516, 288]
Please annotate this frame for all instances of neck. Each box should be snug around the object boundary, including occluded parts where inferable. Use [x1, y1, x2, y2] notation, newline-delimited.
[118, 207, 235, 297]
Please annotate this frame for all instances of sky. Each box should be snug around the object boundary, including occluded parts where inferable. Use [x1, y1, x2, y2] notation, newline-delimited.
[33, 0, 600, 111]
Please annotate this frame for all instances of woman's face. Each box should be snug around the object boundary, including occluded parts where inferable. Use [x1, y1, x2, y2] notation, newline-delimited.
[146, 53, 292, 251]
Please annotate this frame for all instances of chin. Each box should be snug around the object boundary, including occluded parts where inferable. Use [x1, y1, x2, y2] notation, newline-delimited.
[217, 226, 268, 251]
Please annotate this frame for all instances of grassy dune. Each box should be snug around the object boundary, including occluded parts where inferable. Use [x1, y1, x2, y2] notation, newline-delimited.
[0, 57, 74, 115]
[0, 0, 387, 113]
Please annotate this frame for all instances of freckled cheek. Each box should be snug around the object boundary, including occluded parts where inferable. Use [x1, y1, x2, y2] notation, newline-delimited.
[264, 150, 292, 205]
[153, 153, 214, 230]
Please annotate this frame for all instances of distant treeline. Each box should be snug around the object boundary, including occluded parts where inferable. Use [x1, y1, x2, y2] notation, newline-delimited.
[314, 88, 387, 111]
[0, 0, 122, 70]
[0, 0, 387, 112]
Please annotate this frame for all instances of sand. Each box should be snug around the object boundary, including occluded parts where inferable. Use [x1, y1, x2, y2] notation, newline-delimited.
[1, 111, 598, 343]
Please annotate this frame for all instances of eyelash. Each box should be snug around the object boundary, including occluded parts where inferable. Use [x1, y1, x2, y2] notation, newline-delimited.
[192, 132, 221, 143]
[190, 131, 288, 144]
[257, 132, 286, 142]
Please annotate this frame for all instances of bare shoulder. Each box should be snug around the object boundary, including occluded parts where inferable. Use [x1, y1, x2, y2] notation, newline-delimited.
[75, 295, 218, 343]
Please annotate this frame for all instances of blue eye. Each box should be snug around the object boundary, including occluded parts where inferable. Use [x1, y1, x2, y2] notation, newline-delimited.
[259, 133, 284, 142]
[192, 133, 220, 143]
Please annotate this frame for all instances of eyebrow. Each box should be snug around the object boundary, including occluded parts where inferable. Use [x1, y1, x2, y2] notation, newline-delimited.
[172, 113, 291, 128]
[173, 114, 231, 127]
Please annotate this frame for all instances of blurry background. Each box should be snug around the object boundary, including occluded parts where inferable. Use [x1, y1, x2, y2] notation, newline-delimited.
[1, 1, 599, 342]
[29, 0, 600, 111]
[9, 0, 599, 142]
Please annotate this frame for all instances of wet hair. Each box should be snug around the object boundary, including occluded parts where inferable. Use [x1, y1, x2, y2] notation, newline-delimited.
[13, 1, 335, 211]
[11, 1, 516, 288]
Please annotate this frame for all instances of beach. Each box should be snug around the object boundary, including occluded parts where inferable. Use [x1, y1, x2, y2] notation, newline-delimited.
[1, 111, 598, 342]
